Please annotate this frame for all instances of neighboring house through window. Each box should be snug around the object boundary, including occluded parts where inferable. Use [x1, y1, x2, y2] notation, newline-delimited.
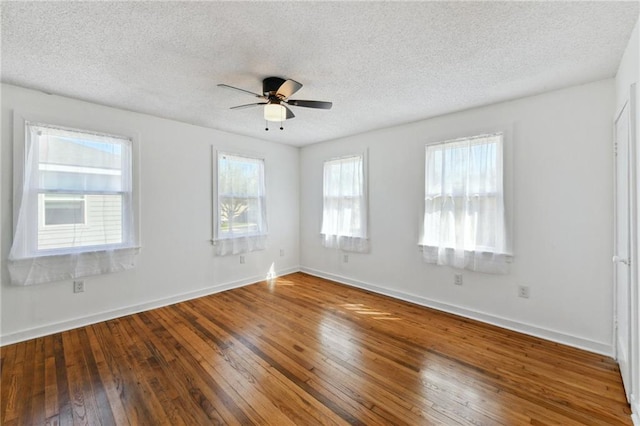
[42, 194, 86, 227]
[213, 152, 267, 255]
[420, 133, 511, 273]
[8, 121, 139, 285]
[321, 154, 369, 253]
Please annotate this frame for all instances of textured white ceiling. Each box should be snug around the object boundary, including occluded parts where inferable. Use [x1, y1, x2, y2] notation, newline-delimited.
[2, 2, 638, 146]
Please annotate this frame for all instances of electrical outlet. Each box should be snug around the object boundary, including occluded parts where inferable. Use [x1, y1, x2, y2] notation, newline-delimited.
[343, 254, 349, 263]
[518, 285, 530, 298]
[454, 274, 463, 285]
[73, 281, 85, 293]
[240, 255, 245, 264]
[280, 249, 285, 257]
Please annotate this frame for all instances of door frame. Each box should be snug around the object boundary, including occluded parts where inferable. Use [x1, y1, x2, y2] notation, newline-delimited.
[613, 83, 638, 407]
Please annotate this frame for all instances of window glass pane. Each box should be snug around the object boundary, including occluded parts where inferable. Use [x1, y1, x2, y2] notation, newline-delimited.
[27, 124, 131, 253]
[426, 136, 499, 196]
[219, 196, 261, 235]
[324, 156, 362, 197]
[38, 133, 125, 192]
[38, 194, 123, 250]
[219, 155, 260, 196]
[423, 195, 498, 250]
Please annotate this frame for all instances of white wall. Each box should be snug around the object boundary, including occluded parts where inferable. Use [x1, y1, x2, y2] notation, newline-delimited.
[615, 16, 640, 424]
[0, 84, 300, 344]
[300, 79, 615, 355]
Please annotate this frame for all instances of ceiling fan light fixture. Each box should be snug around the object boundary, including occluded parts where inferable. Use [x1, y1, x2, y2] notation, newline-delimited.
[264, 103, 286, 122]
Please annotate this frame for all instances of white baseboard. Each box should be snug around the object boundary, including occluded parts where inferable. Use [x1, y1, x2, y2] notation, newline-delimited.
[300, 267, 613, 357]
[0, 266, 300, 346]
[632, 397, 639, 426]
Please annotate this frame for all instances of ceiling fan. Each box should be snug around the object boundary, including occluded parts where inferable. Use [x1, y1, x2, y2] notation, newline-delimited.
[218, 77, 332, 130]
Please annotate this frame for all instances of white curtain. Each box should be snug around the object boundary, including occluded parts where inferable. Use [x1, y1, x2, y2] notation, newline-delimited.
[213, 152, 267, 256]
[420, 134, 511, 273]
[321, 154, 369, 252]
[8, 122, 139, 285]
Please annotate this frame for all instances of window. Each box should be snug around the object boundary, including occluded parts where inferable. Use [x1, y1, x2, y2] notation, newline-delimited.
[213, 152, 267, 255]
[8, 121, 139, 285]
[321, 154, 369, 252]
[420, 133, 511, 273]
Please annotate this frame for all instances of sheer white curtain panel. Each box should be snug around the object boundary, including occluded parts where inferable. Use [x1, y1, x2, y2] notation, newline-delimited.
[321, 154, 369, 252]
[420, 134, 511, 273]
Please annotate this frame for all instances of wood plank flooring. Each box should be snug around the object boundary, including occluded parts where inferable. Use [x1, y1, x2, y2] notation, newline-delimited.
[1, 272, 632, 425]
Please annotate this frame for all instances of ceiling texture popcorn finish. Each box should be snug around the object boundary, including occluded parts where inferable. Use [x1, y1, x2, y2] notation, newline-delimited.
[2, 2, 638, 146]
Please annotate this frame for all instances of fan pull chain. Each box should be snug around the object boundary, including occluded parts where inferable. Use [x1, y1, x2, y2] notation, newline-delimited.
[265, 120, 269, 131]
[280, 107, 284, 130]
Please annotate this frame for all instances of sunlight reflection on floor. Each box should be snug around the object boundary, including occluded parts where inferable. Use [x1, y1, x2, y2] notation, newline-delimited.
[340, 303, 401, 321]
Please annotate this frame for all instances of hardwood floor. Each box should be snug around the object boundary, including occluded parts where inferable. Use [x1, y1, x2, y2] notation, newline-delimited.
[1, 272, 632, 425]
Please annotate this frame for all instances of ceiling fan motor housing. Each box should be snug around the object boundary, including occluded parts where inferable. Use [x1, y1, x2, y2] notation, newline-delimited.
[263, 77, 287, 97]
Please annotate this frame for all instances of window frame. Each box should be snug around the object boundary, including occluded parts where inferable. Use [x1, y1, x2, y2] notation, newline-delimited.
[12, 112, 141, 258]
[212, 149, 268, 244]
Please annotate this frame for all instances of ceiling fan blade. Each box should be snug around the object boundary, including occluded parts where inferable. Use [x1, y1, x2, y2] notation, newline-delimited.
[283, 105, 295, 119]
[286, 100, 333, 109]
[218, 84, 265, 98]
[276, 79, 303, 99]
[230, 102, 267, 110]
